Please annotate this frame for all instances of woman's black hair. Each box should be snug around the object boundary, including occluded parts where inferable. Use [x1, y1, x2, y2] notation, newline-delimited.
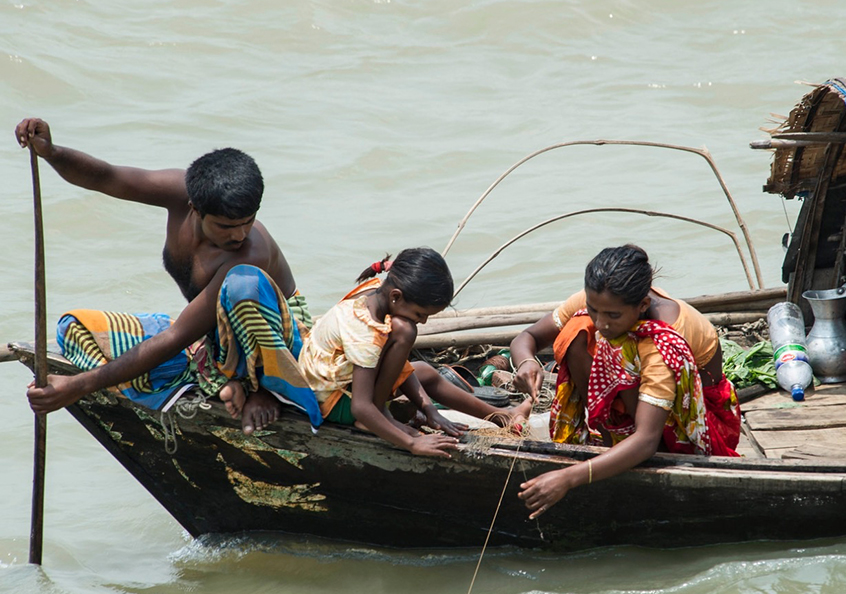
[356, 247, 454, 308]
[584, 245, 654, 305]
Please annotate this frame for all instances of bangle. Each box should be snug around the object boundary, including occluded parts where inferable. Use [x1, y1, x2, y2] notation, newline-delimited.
[587, 459, 593, 484]
[515, 357, 542, 373]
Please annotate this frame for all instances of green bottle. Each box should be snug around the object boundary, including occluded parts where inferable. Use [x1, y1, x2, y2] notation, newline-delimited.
[477, 364, 497, 386]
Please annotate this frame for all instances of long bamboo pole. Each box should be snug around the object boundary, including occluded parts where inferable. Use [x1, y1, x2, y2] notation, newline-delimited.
[29, 146, 48, 565]
[414, 311, 770, 349]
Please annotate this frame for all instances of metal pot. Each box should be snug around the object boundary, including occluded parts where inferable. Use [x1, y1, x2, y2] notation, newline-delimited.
[802, 288, 846, 383]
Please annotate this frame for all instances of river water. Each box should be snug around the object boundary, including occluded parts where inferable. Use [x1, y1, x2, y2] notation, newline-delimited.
[2, 1, 845, 592]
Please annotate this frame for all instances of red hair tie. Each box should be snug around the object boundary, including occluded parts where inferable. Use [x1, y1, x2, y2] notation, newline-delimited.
[370, 260, 392, 274]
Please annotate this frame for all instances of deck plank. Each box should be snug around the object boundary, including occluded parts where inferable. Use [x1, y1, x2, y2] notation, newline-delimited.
[748, 426, 846, 456]
[781, 444, 846, 460]
[741, 384, 846, 412]
[744, 405, 846, 431]
[736, 430, 763, 458]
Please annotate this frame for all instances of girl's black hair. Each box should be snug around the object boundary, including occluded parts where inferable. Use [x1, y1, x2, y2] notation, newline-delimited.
[584, 245, 654, 305]
[356, 247, 454, 308]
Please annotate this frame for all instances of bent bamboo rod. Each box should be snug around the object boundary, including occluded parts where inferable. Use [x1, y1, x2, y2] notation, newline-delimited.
[451, 207, 757, 297]
[442, 139, 764, 291]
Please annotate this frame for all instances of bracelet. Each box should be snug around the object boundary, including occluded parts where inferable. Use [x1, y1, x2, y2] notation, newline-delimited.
[514, 357, 542, 373]
[587, 459, 593, 484]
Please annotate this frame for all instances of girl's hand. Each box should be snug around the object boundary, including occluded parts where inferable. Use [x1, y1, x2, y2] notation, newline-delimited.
[423, 405, 468, 437]
[518, 469, 571, 519]
[409, 434, 459, 458]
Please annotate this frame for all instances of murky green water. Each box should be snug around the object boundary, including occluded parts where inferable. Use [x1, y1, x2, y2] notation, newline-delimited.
[2, 1, 845, 592]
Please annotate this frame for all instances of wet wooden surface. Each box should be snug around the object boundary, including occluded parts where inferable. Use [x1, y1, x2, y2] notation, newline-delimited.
[742, 383, 846, 459]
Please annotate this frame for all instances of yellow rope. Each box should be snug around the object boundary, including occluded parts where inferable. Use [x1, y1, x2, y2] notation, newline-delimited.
[466, 367, 552, 593]
[466, 436, 525, 594]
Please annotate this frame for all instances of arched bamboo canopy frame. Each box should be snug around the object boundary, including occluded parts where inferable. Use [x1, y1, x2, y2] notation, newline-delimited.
[451, 207, 756, 298]
[442, 140, 764, 291]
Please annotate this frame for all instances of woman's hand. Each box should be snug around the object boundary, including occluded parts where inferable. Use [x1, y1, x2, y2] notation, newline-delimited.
[510, 312, 559, 400]
[422, 405, 468, 437]
[512, 359, 544, 400]
[518, 468, 572, 519]
[409, 433, 460, 458]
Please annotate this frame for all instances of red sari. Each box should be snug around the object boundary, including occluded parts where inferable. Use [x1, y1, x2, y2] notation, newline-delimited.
[549, 312, 740, 456]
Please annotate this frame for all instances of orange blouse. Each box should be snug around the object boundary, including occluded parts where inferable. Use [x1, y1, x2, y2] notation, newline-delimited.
[553, 288, 719, 407]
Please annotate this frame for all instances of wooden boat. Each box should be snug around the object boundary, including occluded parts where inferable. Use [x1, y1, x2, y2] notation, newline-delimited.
[8, 79, 846, 552]
[6, 295, 846, 552]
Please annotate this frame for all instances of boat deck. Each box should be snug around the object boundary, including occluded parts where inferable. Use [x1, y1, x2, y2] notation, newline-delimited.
[741, 383, 846, 459]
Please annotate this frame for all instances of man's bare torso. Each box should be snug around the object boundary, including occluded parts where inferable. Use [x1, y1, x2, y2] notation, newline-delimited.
[161, 205, 296, 303]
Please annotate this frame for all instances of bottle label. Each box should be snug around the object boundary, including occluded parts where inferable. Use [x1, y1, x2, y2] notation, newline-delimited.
[773, 344, 809, 369]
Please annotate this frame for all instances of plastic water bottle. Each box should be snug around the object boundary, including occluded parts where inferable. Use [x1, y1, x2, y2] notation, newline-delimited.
[767, 302, 813, 401]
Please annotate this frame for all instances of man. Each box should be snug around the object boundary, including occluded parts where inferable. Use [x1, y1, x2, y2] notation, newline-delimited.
[16, 118, 320, 434]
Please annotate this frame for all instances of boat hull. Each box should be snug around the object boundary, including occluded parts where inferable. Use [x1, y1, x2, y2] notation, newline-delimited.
[63, 385, 846, 551]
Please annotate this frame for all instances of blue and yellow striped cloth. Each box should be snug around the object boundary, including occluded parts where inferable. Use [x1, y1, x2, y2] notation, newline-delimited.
[57, 265, 322, 427]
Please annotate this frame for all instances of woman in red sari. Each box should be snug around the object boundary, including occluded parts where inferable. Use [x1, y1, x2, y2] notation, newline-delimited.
[511, 245, 741, 519]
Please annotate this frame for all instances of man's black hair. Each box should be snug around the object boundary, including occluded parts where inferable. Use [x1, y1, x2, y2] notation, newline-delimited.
[185, 148, 263, 219]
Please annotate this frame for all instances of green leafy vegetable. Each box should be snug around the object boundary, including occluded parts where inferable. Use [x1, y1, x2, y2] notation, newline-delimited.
[720, 338, 777, 389]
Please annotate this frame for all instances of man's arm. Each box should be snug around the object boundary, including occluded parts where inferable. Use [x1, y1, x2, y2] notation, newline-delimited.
[15, 118, 187, 211]
[26, 269, 226, 414]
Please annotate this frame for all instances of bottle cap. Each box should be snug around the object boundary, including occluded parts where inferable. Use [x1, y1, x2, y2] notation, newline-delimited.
[791, 386, 805, 402]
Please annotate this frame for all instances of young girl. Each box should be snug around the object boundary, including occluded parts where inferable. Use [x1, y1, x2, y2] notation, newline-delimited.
[299, 247, 534, 458]
[510, 245, 741, 517]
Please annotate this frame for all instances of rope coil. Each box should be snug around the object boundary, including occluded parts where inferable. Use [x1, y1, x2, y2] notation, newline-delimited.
[160, 390, 212, 454]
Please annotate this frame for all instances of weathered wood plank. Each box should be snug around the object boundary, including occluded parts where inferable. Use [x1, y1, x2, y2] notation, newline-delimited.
[736, 431, 763, 459]
[745, 405, 846, 431]
[419, 311, 768, 338]
[739, 420, 767, 458]
[749, 427, 846, 453]
[736, 384, 771, 404]
[426, 287, 786, 320]
[740, 385, 846, 412]
[414, 329, 518, 349]
[781, 444, 846, 460]
[2, 340, 59, 364]
[765, 447, 807, 459]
